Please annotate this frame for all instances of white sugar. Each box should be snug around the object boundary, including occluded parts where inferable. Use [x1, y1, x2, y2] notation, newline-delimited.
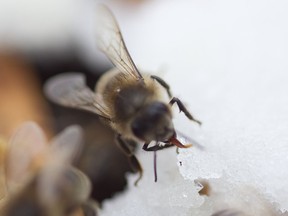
[98, 0, 288, 215]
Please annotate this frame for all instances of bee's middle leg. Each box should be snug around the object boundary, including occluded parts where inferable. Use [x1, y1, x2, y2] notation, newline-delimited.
[169, 97, 202, 125]
[116, 134, 142, 186]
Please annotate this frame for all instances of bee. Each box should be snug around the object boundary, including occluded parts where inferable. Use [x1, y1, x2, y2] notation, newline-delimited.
[44, 5, 201, 184]
[208, 184, 282, 216]
[211, 209, 244, 216]
[1, 122, 97, 216]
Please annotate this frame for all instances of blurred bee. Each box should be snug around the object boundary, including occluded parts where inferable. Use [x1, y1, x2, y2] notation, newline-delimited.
[0, 122, 98, 216]
[208, 183, 284, 216]
[44, 5, 201, 184]
[0, 136, 8, 203]
[211, 209, 244, 216]
[210, 202, 284, 216]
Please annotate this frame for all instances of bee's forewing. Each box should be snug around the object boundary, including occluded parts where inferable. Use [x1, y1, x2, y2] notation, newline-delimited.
[38, 126, 89, 208]
[68, 168, 92, 203]
[49, 125, 83, 164]
[44, 72, 111, 120]
[5, 122, 48, 194]
[38, 166, 92, 209]
[96, 4, 143, 82]
[81, 199, 99, 216]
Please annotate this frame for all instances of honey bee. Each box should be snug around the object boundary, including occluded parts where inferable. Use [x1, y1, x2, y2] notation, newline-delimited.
[208, 184, 282, 216]
[211, 209, 244, 216]
[1, 122, 97, 216]
[44, 5, 201, 184]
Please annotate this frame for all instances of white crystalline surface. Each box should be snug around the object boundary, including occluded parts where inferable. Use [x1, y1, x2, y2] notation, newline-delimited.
[100, 150, 205, 216]
[100, 0, 288, 215]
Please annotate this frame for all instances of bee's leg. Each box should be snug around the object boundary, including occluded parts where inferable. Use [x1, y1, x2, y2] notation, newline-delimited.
[116, 134, 142, 186]
[151, 75, 172, 98]
[169, 97, 202, 125]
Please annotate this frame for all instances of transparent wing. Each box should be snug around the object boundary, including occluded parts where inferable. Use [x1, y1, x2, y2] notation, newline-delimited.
[49, 125, 83, 165]
[38, 166, 92, 209]
[44, 72, 111, 120]
[96, 4, 144, 82]
[5, 122, 48, 194]
[81, 199, 99, 216]
[38, 126, 90, 208]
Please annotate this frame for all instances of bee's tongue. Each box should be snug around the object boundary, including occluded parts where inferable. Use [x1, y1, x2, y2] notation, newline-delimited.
[169, 136, 192, 148]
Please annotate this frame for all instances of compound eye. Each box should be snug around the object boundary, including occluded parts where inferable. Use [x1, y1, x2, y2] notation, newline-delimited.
[131, 119, 151, 141]
[131, 102, 172, 142]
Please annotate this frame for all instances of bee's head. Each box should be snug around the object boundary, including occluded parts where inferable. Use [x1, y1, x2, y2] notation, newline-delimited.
[131, 102, 174, 142]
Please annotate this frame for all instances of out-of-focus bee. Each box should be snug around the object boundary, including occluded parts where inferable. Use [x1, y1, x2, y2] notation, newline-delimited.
[0, 122, 98, 216]
[211, 209, 244, 216]
[44, 5, 201, 184]
[0, 136, 8, 203]
[208, 183, 285, 216]
[211, 208, 283, 216]
[211, 204, 285, 216]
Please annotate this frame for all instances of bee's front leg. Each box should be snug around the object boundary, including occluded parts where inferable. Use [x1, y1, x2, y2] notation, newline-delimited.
[116, 134, 142, 186]
[169, 97, 202, 126]
[151, 75, 172, 98]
